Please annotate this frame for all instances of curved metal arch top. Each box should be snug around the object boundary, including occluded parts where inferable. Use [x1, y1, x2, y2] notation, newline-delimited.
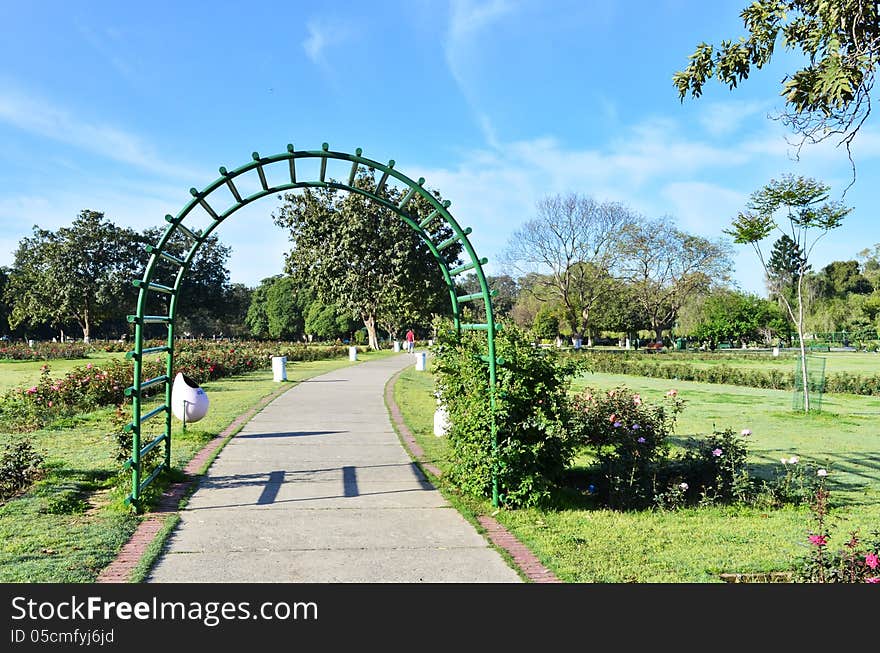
[123, 143, 500, 509]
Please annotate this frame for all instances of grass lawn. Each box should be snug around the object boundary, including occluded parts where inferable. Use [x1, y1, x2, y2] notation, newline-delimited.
[0, 350, 394, 582]
[392, 364, 880, 582]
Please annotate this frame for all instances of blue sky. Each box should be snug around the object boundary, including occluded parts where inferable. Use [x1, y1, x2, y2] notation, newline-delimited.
[1, 0, 878, 296]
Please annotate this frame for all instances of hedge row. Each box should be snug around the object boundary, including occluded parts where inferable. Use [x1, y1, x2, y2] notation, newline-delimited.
[578, 353, 880, 396]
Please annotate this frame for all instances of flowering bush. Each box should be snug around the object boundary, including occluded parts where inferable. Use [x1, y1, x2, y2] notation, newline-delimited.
[796, 477, 880, 583]
[569, 386, 685, 509]
[674, 428, 752, 505]
[0, 341, 355, 432]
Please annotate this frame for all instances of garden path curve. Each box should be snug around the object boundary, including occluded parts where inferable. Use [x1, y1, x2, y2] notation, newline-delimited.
[147, 352, 520, 583]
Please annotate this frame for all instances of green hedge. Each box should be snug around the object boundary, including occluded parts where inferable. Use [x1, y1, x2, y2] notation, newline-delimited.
[576, 353, 880, 396]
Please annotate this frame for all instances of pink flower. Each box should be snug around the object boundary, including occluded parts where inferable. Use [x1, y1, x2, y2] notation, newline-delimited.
[788, 456, 799, 465]
[86, 362, 93, 369]
[712, 448, 723, 457]
[866, 553, 879, 570]
[26, 386, 36, 394]
[633, 395, 642, 406]
[637, 437, 646, 444]
[808, 534, 828, 547]
[741, 429, 751, 436]
[47, 401, 53, 407]
[666, 389, 678, 397]
[866, 577, 880, 584]
[609, 414, 617, 423]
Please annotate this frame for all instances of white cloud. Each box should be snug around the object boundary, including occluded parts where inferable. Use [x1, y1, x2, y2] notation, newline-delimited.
[697, 100, 770, 137]
[0, 86, 200, 179]
[302, 18, 351, 65]
[660, 181, 746, 235]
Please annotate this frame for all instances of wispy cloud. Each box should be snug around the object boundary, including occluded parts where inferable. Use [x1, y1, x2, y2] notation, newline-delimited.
[697, 100, 770, 137]
[444, 0, 517, 144]
[76, 22, 137, 82]
[302, 18, 351, 65]
[0, 86, 200, 179]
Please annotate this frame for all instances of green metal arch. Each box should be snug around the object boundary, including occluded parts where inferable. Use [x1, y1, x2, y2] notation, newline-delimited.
[125, 143, 500, 509]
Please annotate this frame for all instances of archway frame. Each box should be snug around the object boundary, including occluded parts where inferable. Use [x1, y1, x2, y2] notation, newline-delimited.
[123, 143, 500, 509]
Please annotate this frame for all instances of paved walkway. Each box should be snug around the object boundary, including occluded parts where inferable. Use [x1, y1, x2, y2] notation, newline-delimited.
[147, 353, 520, 583]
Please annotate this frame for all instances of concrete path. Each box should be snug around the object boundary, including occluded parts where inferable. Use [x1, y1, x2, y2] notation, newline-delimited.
[147, 353, 521, 583]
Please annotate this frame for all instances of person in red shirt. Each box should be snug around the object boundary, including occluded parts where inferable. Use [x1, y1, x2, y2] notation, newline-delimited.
[405, 329, 415, 352]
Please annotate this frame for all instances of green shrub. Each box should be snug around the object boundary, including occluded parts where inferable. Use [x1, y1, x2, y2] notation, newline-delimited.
[433, 324, 583, 508]
[0, 438, 44, 501]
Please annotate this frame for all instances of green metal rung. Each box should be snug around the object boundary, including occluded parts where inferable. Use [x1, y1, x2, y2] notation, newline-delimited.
[165, 214, 200, 241]
[287, 144, 297, 182]
[419, 200, 451, 229]
[219, 167, 243, 202]
[348, 149, 362, 185]
[480, 355, 506, 366]
[460, 323, 503, 331]
[134, 404, 169, 427]
[190, 188, 220, 220]
[127, 314, 172, 324]
[138, 433, 167, 458]
[375, 161, 394, 194]
[319, 143, 329, 181]
[438, 227, 472, 251]
[145, 245, 185, 267]
[399, 178, 424, 210]
[457, 289, 497, 303]
[252, 152, 269, 190]
[132, 280, 174, 294]
[449, 257, 488, 276]
[126, 345, 171, 360]
[138, 463, 165, 494]
[124, 374, 169, 396]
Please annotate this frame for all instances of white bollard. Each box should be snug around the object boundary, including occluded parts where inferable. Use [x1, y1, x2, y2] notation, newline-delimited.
[393, 341, 401, 352]
[349, 346, 358, 361]
[772, 347, 780, 357]
[434, 403, 450, 437]
[271, 356, 287, 382]
[414, 351, 427, 371]
[28, 339, 34, 348]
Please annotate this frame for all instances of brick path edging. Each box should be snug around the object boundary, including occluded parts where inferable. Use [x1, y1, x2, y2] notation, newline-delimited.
[384, 368, 562, 583]
[96, 383, 293, 583]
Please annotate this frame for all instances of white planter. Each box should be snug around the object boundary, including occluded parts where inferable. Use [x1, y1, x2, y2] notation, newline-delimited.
[349, 346, 358, 361]
[393, 341, 401, 352]
[171, 372, 209, 423]
[414, 351, 427, 371]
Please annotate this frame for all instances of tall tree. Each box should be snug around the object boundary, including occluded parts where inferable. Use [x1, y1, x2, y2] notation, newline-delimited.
[6, 210, 139, 342]
[727, 174, 850, 411]
[689, 289, 786, 346]
[140, 227, 233, 337]
[675, 0, 880, 169]
[457, 274, 519, 322]
[502, 194, 637, 340]
[0, 267, 11, 338]
[617, 217, 733, 341]
[274, 172, 460, 350]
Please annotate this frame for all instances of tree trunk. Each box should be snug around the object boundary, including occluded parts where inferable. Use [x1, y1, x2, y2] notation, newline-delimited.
[363, 314, 380, 351]
[797, 274, 810, 412]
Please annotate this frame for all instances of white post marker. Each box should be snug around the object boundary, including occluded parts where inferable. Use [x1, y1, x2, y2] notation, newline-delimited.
[349, 346, 358, 361]
[272, 356, 287, 382]
[415, 351, 427, 371]
[393, 341, 401, 352]
[434, 401, 450, 437]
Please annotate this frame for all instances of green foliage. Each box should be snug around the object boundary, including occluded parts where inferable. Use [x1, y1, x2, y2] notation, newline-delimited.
[690, 289, 785, 344]
[5, 211, 140, 342]
[675, 1, 880, 154]
[675, 428, 753, 505]
[433, 324, 583, 507]
[0, 341, 90, 361]
[531, 305, 560, 339]
[0, 438, 44, 502]
[274, 172, 460, 349]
